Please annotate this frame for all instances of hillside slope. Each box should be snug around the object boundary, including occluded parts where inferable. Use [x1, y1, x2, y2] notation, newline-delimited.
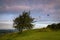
[0, 29, 60, 40]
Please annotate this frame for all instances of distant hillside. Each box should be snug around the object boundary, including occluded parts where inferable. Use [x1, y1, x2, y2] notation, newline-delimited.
[0, 29, 18, 34]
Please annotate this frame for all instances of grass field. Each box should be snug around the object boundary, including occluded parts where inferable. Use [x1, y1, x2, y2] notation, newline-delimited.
[0, 29, 60, 40]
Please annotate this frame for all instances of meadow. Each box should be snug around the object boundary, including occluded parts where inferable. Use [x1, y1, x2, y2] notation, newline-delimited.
[0, 29, 60, 40]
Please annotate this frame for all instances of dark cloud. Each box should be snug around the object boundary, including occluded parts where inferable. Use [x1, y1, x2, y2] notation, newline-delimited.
[0, 0, 60, 14]
[54, 5, 60, 10]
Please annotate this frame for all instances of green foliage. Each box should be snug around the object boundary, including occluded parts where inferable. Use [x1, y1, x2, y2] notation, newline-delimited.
[13, 11, 34, 32]
[47, 23, 60, 30]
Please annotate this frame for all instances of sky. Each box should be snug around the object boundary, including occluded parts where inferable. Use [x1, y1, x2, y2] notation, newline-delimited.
[0, 0, 60, 29]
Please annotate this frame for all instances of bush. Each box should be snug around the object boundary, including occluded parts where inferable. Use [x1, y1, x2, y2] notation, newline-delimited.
[39, 28, 52, 32]
[47, 23, 60, 30]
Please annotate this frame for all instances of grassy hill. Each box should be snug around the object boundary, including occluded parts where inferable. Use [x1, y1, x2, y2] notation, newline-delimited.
[0, 29, 60, 40]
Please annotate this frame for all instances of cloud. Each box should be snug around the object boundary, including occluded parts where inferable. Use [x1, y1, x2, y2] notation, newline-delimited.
[0, 0, 60, 29]
[0, 0, 60, 14]
[0, 20, 13, 24]
[0, 0, 60, 21]
[0, 23, 14, 29]
[0, 5, 30, 12]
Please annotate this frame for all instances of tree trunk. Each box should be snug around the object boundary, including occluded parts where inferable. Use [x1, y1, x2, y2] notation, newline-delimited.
[18, 27, 23, 33]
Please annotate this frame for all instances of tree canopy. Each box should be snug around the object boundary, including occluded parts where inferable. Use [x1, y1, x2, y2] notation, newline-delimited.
[13, 11, 34, 32]
[47, 23, 60, 30]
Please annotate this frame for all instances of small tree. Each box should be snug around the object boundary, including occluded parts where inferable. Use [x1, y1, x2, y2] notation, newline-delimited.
[13, 11, 34, 32]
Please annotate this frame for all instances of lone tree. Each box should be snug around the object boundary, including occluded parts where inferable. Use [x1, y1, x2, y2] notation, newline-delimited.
[13, 11, 34, 32]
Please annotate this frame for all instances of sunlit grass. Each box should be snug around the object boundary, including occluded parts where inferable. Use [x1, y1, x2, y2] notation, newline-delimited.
[0, 29, 60, 40]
